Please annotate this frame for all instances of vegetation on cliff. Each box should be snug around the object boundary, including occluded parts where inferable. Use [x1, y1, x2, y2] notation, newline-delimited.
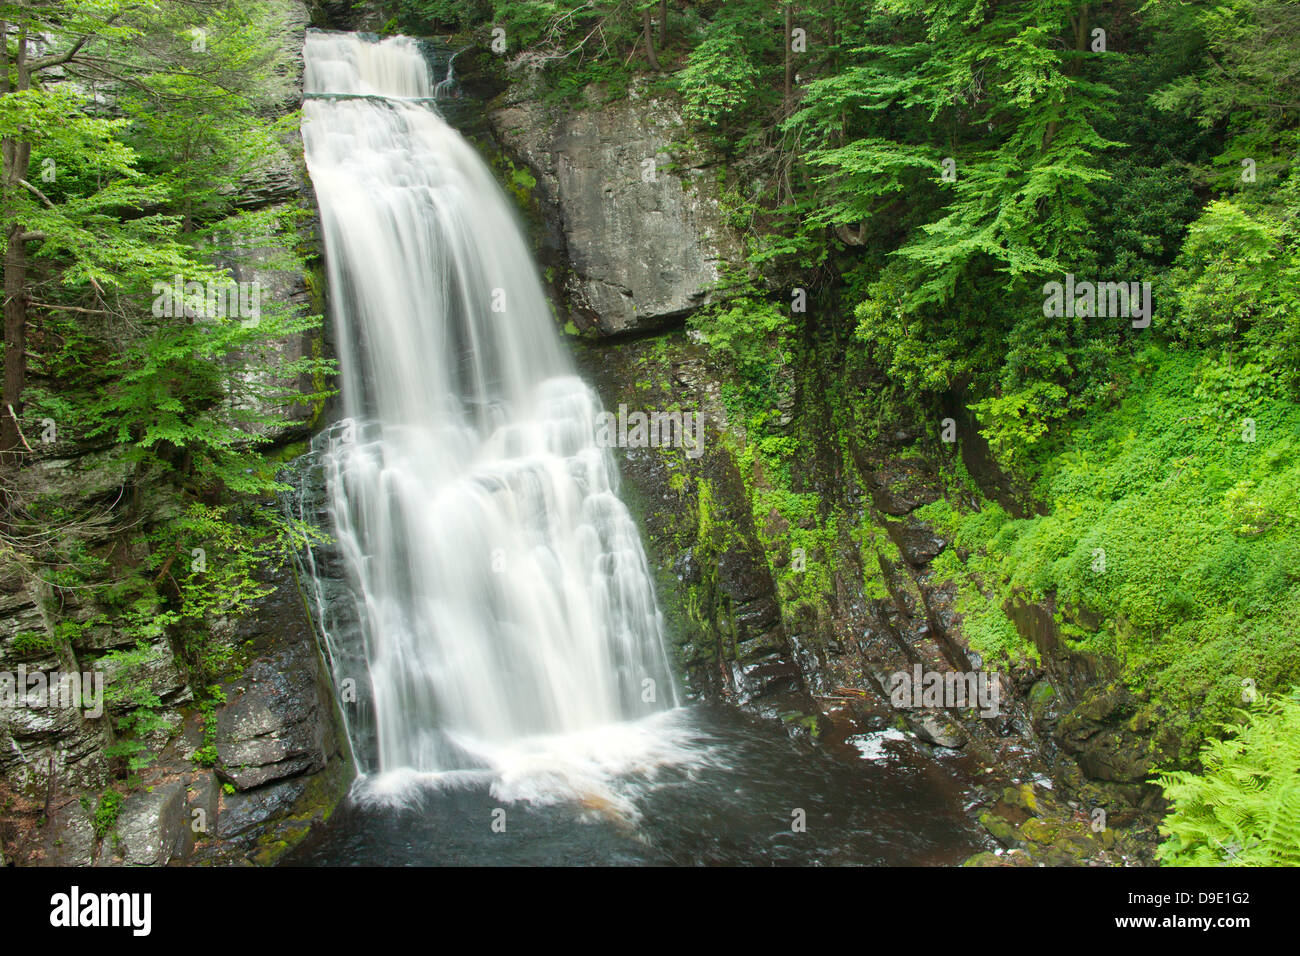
[1, 0, 331, 783]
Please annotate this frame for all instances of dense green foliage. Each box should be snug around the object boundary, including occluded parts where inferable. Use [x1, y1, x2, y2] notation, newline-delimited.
[440, 0, 1294, 448]
[1156, 691, 1300, 866]
[921, 349, 1300, 757]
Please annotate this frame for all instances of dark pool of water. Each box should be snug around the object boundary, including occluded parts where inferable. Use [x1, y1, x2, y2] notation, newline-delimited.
[285, 705, 988, 866]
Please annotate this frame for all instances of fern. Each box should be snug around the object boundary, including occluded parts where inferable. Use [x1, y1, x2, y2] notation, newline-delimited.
[1155, 691, 1300, 866]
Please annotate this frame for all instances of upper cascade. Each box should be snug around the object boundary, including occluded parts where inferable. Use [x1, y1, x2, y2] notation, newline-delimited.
[305, 33, 433, 98]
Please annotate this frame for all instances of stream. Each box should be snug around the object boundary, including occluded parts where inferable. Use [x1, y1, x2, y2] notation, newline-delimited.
[288, 704, 986, 866]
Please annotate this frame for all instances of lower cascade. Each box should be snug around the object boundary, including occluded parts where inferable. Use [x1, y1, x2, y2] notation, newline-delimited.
[297, 30, 686, 809]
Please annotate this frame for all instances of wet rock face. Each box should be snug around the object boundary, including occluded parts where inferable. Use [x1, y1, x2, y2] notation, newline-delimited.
[0, 550, 350, 867]
[175, 559, 351, 864]
[1002, 594, 1171, 796]
[215, 777, 307, 841]
[491, 82, 741, 336]
[888, 520, 948, 566]
[215, 666, 327, 790]
[111, 780, 191, 866]
[0, 452, 178, 864]
[576, 334, 809, 714]
[572, 313, 1157, 862]
[213, 567, 339, 792]
[282, 437, 378, 769]
[867, 456, 942, 517]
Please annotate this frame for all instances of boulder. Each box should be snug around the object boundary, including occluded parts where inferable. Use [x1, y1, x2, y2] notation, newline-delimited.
[109, 780, 191, 865]
[910, 712, 968, 749]
[214, 568, 338, 791]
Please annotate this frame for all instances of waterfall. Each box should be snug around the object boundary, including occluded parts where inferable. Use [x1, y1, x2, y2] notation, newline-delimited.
[299, 32, 687, 808]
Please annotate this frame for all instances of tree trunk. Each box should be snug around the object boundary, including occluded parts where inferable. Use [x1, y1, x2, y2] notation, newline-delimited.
[784, 4, 795, 110]
[1046, 5, 1090, 149]
[2, 226, 28, 457]
[1, 26, 32, 459]
[829, 4, 839, 74]
[643, 8, 659, 70]
[659, 0, 668, 45]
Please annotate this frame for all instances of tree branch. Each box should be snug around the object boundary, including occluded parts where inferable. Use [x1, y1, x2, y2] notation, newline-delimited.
[17, 179, 54, 208]
[33, 302, 111, 315]
[5, 405, 35, 454]
[29, 10, 127, 72]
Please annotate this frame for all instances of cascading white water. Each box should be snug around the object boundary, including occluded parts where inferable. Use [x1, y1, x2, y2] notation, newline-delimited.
[300, 32, 690, 809]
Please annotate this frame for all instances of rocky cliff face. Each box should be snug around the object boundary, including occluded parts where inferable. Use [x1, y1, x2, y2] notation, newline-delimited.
[572, 328, 1157, 864]
[492, 81, 741, 337]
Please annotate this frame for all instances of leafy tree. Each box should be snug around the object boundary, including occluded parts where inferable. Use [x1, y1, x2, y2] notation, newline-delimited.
[798, 0, 1117, 305]
[1152, 0, 1300, 387]
[677, 20, 759, 128]
[1150, 0, 1300, 191]
[1, 0, 170, 455]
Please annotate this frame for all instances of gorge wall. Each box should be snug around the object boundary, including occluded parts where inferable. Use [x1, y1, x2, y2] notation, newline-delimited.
[484, 77, 1168, 864]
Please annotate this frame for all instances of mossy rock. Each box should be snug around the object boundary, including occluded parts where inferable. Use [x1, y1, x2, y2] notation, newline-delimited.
[978, 810, 1021, 848]
[1002, 782, 1039, 814]
[1028, 679, 1057, 721]
[1020, 817, 1060, 844]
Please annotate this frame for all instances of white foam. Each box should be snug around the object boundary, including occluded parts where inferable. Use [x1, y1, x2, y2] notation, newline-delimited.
[349, 709, 722, 825]
[847, 727, 910, 761]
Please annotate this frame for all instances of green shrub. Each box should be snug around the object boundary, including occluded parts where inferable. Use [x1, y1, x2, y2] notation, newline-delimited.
[92, 789, 124, 839]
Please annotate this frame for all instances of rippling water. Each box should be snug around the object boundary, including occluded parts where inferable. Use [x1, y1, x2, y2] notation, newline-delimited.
[287, 706, 985, 866]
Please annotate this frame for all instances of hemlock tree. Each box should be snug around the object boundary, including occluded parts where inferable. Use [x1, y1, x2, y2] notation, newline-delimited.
[1, 0, 169, 456]
[798, 0, 1118, 308]
[780, 0, 1120, 462]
